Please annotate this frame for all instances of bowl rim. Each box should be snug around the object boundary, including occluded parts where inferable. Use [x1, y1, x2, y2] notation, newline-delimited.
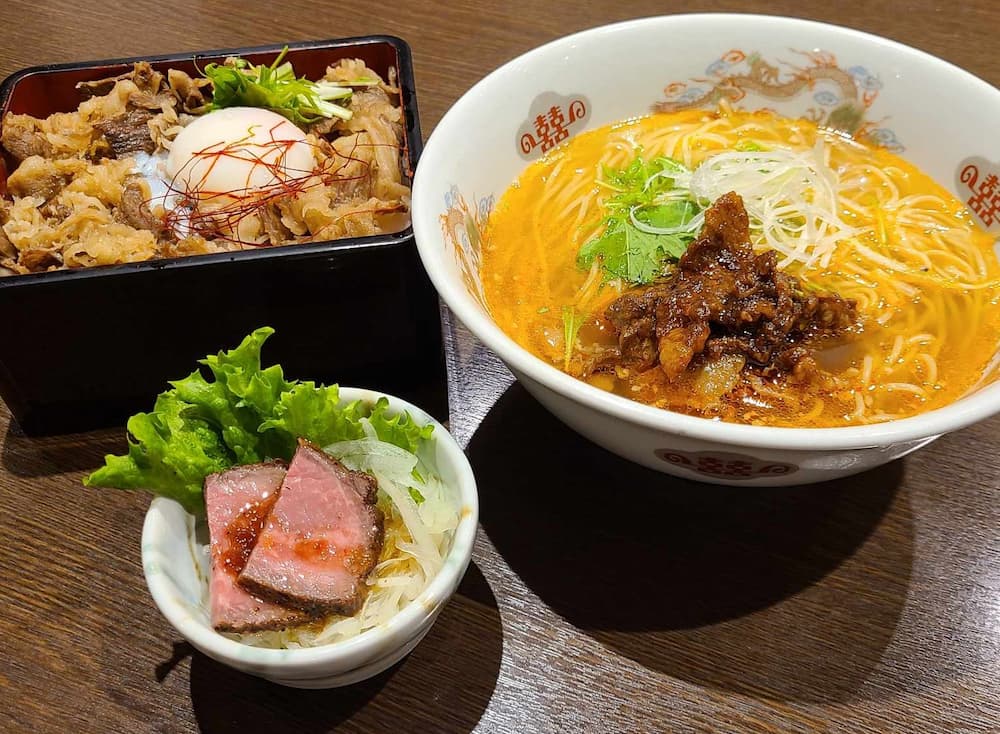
[413, 12, 1000, 452]
[141, 386, 479, 670]
[0, 35, 423, 290]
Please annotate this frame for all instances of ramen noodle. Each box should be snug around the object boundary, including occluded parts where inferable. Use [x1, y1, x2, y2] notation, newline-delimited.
[480, 108, 1000, 427]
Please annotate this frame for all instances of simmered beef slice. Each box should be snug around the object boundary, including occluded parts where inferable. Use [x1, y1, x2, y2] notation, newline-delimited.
[118, 175, 163, 234]
[205, 461, 314, 633]
[605, 192, 859, 380]
[76, 62, 208, 111]
[166, 69, 211, 113]
[76, 62, 164, 99]
[4, 155, 76, 201]
[238, 440, 384, 617]
[1, 113, 53, 162]
[94, 108, 156, 157]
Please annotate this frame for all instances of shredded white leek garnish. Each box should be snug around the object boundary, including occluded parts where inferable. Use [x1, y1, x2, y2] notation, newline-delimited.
[690, 140, 861, 269]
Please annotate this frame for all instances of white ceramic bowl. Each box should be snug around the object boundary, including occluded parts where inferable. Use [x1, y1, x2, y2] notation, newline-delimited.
[141, 388, 478, 688]
[412, 13, 1000, 485]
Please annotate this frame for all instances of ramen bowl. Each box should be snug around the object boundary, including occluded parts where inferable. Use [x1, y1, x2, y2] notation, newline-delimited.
[412, 14, 1000, 485]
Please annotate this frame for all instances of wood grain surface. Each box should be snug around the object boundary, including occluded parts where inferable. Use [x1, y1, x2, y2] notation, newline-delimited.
[1, 1, 999, 733]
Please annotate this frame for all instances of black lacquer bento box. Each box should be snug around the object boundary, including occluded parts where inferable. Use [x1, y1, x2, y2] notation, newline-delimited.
[0, 37, 445, 435]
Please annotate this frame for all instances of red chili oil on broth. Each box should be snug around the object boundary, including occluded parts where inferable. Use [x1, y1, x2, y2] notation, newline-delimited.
[480, 109, 1000, 427]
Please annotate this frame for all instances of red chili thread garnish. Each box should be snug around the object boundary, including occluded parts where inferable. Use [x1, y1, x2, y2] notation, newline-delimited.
[148, 122, 402, 246]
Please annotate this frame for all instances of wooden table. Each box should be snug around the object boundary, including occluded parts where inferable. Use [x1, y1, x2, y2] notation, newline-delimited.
[2, 1, 999, 732]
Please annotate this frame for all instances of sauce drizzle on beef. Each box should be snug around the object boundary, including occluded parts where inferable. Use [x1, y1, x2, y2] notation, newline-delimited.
[221, 491, 281, 576]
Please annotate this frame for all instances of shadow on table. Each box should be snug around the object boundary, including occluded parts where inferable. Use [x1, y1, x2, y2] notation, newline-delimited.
[468, 383, 914, 705]
[187, 561, 502, 734]
[0, 418, 123, 478]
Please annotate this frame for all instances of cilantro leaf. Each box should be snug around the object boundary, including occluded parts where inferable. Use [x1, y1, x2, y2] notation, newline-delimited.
[561, 305, 584, 371]
[579, 155, 701, 285]
[578, 220, 681, 284]
[635, 200, 698, 231]
[602, 156, 691, 215]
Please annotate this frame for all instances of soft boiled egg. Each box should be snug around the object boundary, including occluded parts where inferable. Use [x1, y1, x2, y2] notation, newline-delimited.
[165, 107, 316, 243]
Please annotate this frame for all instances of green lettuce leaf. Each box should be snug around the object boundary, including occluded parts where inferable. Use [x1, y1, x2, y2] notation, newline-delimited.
[83, 392, 232, 514]
[259, 381, 366, 451]
[367, 397, 434, 453]
[170, 369, 262, 465]
[85, 327, 436, 513]
[169, 327, 286, 464]
[202, 327, 292, 417]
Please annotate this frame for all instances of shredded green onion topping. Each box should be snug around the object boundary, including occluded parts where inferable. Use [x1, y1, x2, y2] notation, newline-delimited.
[202, 46, 359, 125]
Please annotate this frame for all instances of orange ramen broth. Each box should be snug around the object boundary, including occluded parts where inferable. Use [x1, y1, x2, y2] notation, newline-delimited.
[480, 110, 1000, 427]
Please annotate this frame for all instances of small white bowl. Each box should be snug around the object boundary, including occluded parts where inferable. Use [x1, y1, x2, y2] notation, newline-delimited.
[412, 14, 1000, 485]
[141, 388, 478, 688]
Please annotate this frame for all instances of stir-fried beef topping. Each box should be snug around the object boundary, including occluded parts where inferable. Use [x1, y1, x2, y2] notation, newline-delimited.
[605, 191, 859, 380]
